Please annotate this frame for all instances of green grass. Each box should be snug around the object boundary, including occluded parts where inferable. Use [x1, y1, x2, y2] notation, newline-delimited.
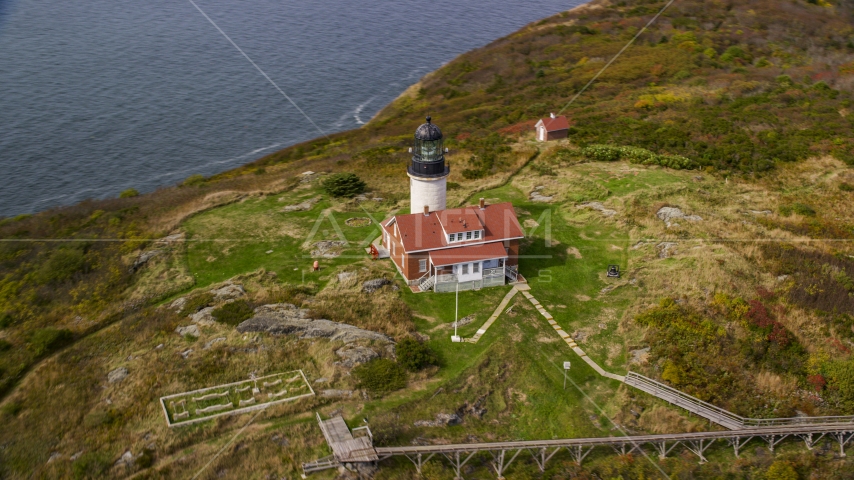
[181, 188, 390, 290]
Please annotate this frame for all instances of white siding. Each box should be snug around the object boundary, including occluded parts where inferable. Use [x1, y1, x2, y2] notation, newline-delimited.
[455, 261, 482, 282]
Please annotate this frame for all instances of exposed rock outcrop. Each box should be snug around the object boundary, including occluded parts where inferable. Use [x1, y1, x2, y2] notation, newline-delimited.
[175, 325, 200, 338]
[362, 278, 391, 293]
[311, 240, 347, 258]
[529, 186, 553, 203]
[414, 413, 462, 427]
[108, 367, 128, 384]
[236, 304, 393, 343]
[335, 346, 379, 368]
[211, 283, 245, 301]
[189, 307, 216, 326]
[129, 250, 161, 273]
[656, 206, 702, 227]
[281, 195, 321, 212]
[579, 202, 617, 217]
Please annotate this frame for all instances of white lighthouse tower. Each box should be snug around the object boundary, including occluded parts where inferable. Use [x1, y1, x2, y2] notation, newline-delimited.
[408, 116, 449, 214]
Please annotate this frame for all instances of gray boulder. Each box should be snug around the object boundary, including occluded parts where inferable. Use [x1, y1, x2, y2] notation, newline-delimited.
[108, 367, 128, 384]
[211, 284, 245, 301]
[176, 325, 200, 338]
[129, 250, 161, 273]
[236, 304, 393, 344]
[335, 346, 379, 368]
[656, 206, 702, 227]
[190, 307, 216, 326]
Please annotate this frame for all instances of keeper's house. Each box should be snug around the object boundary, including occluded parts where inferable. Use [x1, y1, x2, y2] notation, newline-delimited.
[380, 117, 524, 293]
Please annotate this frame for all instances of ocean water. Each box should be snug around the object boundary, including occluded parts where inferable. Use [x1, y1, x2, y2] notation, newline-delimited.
[0, 0, 582, 217]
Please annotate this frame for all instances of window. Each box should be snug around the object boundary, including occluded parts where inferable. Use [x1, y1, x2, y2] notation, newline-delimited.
[455, 233, 462, 242]
[419, 259, 427, 272]
[473, 263, 480, 273]
[466, 231, 472, 240]
[462, 264, 469, 274]
[474, 230, 480, 239]
[448, 234, 453, 243]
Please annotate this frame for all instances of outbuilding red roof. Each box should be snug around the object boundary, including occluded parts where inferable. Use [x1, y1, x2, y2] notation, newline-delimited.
[429, 242, 508, 266]
[537, 115, 570, 132]
[382, 202, 523, 253]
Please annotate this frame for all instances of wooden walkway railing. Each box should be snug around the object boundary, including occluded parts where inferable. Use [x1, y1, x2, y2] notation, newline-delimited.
[624, 372, 854, 430]
[370, 422, 854, 476]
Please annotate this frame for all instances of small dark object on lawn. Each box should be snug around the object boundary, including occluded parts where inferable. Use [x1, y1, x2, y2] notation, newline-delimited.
[607, 265, 620, 278]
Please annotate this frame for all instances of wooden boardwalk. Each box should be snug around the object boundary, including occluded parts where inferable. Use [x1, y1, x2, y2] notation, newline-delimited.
[317, 414, 377, 463]
[305, 415, 854, 477]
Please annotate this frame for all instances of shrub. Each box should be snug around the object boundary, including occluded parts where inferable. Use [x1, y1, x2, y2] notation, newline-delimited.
[119, 188, 139, 198]
[396, 337, 438, 371]
[321, 173, 366, 198]
[211, 300, 254, 326]
[28, 328, 73, 356]
[0, 339, 11, 352]
[766, 461, 798, 480]
[353, 358, 407, 395]
[580, 144, 696, 169]
[840, 182, 854, 192]
[791, 203, 816, 216]
[178, 292, 214, 317]
[447, 181, 461, 190]
[37, 247, 86, 284]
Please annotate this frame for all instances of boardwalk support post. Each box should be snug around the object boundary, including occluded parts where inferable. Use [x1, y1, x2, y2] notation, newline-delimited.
[405, 453, 434, 475]
[728, 436, 753, 458]
[654, 440, 679, 460]
[529, 447, 560, 471]
[490, 449, 522, 479]
[835, 432, 854, 457]
[685, 439, 715, 464]
[762, 434, 789, 453]
[442, 451, 476, 480]
[567, 445, 595, 466]
[798, 433, 825, 450]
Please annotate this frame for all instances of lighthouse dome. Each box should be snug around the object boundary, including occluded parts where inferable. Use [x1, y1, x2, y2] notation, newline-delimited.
[415, 116, 443, 141]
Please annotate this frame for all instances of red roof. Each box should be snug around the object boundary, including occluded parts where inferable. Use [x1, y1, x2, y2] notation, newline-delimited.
[437, 210, 483, 233]
[537, 115, 570, 132]
[429, 242, 508, 266]
[383, 202, 523, 253]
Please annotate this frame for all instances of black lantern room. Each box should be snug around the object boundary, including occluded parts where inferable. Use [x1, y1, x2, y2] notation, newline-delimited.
[409, 116, 450, 178]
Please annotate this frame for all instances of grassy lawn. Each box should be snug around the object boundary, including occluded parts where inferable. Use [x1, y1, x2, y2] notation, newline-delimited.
[181, 186, 391, 290]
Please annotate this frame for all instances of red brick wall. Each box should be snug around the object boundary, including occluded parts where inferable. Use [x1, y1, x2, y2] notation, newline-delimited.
[505, 239, 520, 266]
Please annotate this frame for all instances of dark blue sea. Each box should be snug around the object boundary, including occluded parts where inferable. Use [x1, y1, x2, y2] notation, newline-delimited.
[0, 0, 582, 216]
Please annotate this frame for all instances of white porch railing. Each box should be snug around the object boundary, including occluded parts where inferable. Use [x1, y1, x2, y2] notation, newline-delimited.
[483, 267, 503, 278]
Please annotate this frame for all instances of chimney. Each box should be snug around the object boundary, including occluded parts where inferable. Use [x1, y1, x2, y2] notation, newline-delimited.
[550, 112, 556, 119]
[479, 197, 485, 209]
[423, 205, 429, 216]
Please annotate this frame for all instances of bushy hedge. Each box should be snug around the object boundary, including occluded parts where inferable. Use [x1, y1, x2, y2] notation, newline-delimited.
[581, 144, 696, 169]
[321, 173, 366, 198]
[211, 300, 254, 326]
[353, 358, 407, 395]
[396, 337, 438, 371]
